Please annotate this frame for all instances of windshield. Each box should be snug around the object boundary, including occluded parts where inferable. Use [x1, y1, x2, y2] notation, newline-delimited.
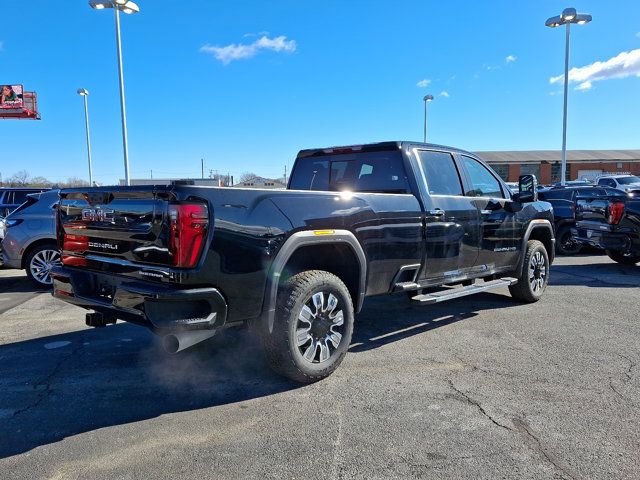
[617, 176, 640, 185]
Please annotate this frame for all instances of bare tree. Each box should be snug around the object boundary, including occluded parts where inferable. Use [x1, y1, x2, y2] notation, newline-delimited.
[64, 177, 90, 188]
[8, 170, 30, 186]
[29, 176, 53, 187]
[239, 172, 259, 183]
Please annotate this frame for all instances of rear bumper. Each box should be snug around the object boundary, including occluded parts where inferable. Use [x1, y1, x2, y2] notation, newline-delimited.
[572, 227, 630, 251]
[51, 267, 227, 334]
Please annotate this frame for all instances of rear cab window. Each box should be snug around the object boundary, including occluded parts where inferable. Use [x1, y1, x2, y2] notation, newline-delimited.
[289, 150, 410, 193]
[416, 150, 464, 196]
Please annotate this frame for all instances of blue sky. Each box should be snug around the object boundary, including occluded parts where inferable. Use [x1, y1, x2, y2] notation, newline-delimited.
[1, 0, 639, 184]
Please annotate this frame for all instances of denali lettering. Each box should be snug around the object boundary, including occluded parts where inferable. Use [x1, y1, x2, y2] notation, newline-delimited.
[88, 242, 118, 250]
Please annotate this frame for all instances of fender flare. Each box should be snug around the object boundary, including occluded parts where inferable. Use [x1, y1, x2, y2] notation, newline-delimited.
[261, 230, 367, 333]
[518, 219, 555, 270]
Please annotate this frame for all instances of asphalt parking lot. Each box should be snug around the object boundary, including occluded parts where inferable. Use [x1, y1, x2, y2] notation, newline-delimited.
[1, 255, 639, 479]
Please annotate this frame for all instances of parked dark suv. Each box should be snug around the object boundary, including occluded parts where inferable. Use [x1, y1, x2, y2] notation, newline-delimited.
[539, 186, 627, 255]
[0, 187, 50, 217]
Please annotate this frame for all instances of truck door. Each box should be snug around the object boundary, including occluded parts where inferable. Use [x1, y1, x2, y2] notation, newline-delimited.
[459, 155, 519, 270]
[415, 150, 480, 281]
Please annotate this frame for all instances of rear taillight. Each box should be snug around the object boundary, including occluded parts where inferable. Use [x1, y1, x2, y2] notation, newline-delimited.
[169, 203, 209, 268]
[607, 202, 625, 225]
[62, 234, 89, 266]
[63, 234, 89, 252]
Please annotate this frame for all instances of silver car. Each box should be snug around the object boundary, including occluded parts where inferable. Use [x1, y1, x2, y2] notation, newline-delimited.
[0, 190, 60, 287]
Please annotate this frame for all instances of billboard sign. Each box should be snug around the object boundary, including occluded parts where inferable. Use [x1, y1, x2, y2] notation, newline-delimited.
[1, 84, 24, 109]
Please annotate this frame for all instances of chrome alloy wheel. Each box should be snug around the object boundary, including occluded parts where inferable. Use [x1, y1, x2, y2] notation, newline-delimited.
[29, 249, 61, 285]
[529, 251, 547, 293]
[295, 291, 345, 364]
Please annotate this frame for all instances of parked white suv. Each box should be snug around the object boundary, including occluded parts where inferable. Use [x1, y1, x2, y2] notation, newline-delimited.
[595, 175, 640, 194]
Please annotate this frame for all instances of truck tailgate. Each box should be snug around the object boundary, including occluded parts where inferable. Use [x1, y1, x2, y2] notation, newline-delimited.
[58, 187, 178, 267]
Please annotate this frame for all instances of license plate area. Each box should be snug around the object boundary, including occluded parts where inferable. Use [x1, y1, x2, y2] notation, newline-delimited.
[96, 280, 116, 303]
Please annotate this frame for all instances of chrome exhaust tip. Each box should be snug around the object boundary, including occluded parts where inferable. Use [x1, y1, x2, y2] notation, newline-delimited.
[162, 330, 216, 354]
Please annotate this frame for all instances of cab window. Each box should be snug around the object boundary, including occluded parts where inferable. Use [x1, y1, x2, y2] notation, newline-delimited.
[417, 150, 464, 196]
[462, 156, 504, 198]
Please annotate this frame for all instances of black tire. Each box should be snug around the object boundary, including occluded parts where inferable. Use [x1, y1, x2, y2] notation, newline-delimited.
[509, 240, 549, 303]
[556, 226, 581, 255]
[606, 250, 640, 266]
[261, 270, 354, 383]
[25, 243, 61, 288]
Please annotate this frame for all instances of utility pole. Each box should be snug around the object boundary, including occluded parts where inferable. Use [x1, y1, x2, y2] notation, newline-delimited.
[150, 169, 153, 180]
[201, 158, 204, 179]
[284, 165, 287, 184]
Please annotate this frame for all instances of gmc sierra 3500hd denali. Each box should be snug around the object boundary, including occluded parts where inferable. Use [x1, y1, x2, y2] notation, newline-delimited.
[52, 141, 555, 382]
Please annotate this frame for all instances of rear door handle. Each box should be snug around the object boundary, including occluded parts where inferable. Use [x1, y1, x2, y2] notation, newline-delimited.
[428, 209, 445, 217]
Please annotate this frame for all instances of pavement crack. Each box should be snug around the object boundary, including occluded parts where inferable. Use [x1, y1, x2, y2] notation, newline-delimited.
[512, 417, 577, 480]
[446, 379, 513, 431]
[330, 407, 344, 480]
[617, 354, 635, 383]
[11, 340, 84, 418]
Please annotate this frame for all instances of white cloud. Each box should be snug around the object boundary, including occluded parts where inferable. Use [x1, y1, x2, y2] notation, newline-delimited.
[416, 79, 431, 88]
[200, 35, 296, 65]
[636, 32, 640, 38]
[550, 48, 640, 89]
[506, 54, 517, 63]
[243, 31, 270, 38]
[439, 91, 450, 98]
[575, 81, 592, 91]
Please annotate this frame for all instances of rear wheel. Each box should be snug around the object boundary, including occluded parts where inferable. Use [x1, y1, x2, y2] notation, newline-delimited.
[25, 243, 61, 288]
[606, 250, 640, 266]
[509, 240, 549, 303]
[262, 270, 354, 383]
[556, 226, 581, 255]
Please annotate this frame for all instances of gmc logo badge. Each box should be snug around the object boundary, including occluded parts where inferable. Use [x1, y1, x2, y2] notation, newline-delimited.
[82, 208, 115, 222]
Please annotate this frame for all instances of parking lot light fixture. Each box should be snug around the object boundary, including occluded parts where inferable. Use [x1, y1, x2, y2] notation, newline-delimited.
[545, 7, 592, 186]
[423, 94, 434, 143]
[88, 0, 140, 186]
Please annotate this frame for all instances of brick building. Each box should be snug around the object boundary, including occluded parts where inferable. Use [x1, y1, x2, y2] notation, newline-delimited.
[476, 149, 640, 184]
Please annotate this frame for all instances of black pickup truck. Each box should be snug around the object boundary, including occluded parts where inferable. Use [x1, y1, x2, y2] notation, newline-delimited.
[52, 141, 555, 382]
[573, 193, 640, 265]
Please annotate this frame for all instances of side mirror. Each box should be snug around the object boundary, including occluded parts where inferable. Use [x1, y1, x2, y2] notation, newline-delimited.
[517, 174, 538, 203]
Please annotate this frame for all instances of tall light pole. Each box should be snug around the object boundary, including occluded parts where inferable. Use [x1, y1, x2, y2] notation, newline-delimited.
[545, 7, 592, 186]
[77, 88, 93, 185]
[89, 0, 140, 186]
[423, 94, 434, 143]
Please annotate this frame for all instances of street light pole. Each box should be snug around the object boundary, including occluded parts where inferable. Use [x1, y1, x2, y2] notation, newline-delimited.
[545, 7, 592, 186]
[77, 89, 93, 185]
[560, 22, 571, 187]
[89, 0, 140, 186]
[114, 6, 131, 186]
[423, 94, 434, 143]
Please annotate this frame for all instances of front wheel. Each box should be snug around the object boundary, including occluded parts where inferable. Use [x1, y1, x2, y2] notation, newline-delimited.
[509, 240, 549, 303]
[262, 270, 354, 383]
[606, 250, 640, 266]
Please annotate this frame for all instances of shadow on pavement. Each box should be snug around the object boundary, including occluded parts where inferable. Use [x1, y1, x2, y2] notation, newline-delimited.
[350, 291, 520, 352]
[0, 272, 45, 294]
[550, 260, 640, 288]
[0, 290, 519, 458]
